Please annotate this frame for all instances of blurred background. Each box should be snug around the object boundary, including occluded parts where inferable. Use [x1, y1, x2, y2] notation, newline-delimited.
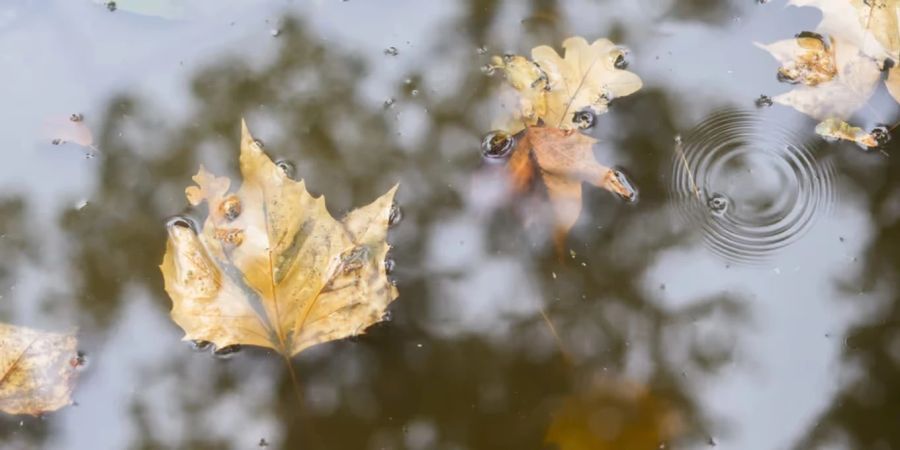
[0, 0, 898, 448]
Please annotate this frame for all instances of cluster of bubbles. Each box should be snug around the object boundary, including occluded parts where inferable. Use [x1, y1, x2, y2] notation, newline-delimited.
[670, 110, 836, 264]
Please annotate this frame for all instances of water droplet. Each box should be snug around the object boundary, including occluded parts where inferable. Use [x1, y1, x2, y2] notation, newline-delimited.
[276, 160, 296, 178]
[480, 64, 496, 76]
[411, 89, 419, 96]
[476, 46, 488, 55]
[190, 340, 212, 352]
[388, 204, 403, 227]
[384, 258, 396, 274]
[609, 169, 639, 202]
[270, 28, 281, 37]
[383, 98, 396, 108]
[166, 215, 198, 233]
[75, 199, 89, 210]
[755, 94, 773, 108]
[480, 131, 515, 159]
[572, 109, 596, 129]
[212, 344, 242, 359]
[69, 113, 83, 122]
[707, 193, 729, 216]
[870, 125, 891, 147]
[71, 351, 88, 370]
[383, 46, 399, 56]
[613, 51, 629, 69]
[220, 195, 242, 221]
[382, 310, 393, 322]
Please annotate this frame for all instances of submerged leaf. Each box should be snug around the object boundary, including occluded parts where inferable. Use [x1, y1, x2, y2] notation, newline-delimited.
[160, 121, 399, 357]
[0, 324, 79, 416]
[545, 377, 683, 450]
[491, 37, 642, 132]
[815, 117, 879, 147]
[507, 127, 637, 250]
[757, 36, 881, 119]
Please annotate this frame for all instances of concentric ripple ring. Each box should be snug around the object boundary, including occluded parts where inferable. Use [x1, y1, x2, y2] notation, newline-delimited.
[670, 110, 836, 264]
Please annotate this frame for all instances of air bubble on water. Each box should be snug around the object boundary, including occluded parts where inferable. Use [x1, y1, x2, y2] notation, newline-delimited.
[572, 109, 596, 129]
[190, 340, 212, 352]
[212, 344, 242, 359]
[383, 98, 396, 109]
[51, 139, 62, 145]
[383, 46, 399, 56]
[411, 89, 419, 96]
[480, 64, 496, 76]
[707, 193, 729, 216]
[389, 204, 403, 227]
[69, 113, 84, 122]
[480, 131, 514, 160]
[384, 258, 396, 274]
[476, 46, 488, 55]
[75, 199, 89, 211]
[270, 28, 281, 37]
[755, 94, 773, 108]
[258, 438, 270, 447]
[276, 160, 296, 178]
[106, 1, 116, 11]
[382, 310, 393, 322]
[166, 215, 198, 233]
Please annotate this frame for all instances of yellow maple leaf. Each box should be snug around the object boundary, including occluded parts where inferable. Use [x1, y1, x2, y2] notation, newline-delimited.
[160, 120, 399, 357]
[490, 36, 643, 132]
[756, 35, 881, 120]
[0, 324, 79, 416]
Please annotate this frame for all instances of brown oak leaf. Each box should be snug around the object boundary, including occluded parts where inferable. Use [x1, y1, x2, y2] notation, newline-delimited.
[0, 324, 79, 416]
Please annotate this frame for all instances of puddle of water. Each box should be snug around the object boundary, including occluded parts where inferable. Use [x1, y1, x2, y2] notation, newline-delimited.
[0, 0, 898, 449]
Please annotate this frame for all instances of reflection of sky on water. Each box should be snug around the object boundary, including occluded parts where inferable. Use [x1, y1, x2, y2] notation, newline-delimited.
[0, 0, 895, 448]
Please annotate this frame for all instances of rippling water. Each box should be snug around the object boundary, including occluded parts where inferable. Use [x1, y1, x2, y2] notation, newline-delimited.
[670, 110, 836, 264]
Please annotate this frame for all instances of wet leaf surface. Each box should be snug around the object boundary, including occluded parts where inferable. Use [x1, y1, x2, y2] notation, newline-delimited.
[490, 37, 642, 132]
[815, 117, 879, 148]
[160, 121, 399, 357]
[0, 324, 79, 416]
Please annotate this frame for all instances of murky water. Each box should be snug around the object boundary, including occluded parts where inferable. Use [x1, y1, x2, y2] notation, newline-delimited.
[1, 1, 899, 449]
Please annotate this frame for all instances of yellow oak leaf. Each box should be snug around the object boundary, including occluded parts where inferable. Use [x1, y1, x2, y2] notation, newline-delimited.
[815, 117, 879, 148]
[160, 120, 399, 357]
[490, 36, 642, 132]
[0, 324, 79, 416]
[756, 35, 881, 120]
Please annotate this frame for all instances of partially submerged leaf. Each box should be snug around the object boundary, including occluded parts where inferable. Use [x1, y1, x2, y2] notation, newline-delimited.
[0, 324, 79, 416]
[41, 116, 95, 150]
[788, 0, 898, 62]
[491, 37, 642, 132]
[160, 120, 399, 357]
[815, 117, 879, 148]
[545, 377, 683, 450]
[507, 127, 637, 249]
[757, 36, 881, 119]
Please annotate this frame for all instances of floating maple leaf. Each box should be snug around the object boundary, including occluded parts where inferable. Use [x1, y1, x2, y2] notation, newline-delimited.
[0, 324, 79, 416]
[503, 127, 637, 250]
[160, 121, 399, 358]
[756, 35, 881, 120]
[490, 37, 643, 132]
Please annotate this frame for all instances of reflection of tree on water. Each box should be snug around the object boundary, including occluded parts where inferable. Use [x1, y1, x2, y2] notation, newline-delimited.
[794, 141, 900, 449]
[1, 1, 743, 448]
